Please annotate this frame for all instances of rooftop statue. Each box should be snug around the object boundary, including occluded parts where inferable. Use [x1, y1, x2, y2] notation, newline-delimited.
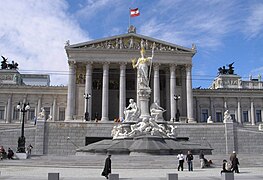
[1, 56, 19, 70]
[1, 56, 8, 69]
[218, 62, 235, 75]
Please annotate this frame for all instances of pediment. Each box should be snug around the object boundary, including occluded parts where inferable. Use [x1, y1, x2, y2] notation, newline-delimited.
[65, 33, 196, 54]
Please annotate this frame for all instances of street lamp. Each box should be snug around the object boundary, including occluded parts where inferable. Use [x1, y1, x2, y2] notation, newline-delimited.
[174, 95, 180, 122]
[84, 93, 91, 121]
[17, 102, 30, 153]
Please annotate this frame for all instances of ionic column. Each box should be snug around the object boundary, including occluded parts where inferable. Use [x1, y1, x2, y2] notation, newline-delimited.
[66, 61, 76, 120]
[85, 62, 93, 120]
[153, 64, 160, 104]
[6, 95, 12, 123]
[170, 64, 176, 121]
[119, 63, 126, 120]
[165, 68, 170, 120]
[209, 97, 214, 121]
[101, 63, 109, 121]
[186, 65, 196, 123]
[37, 96, 42, 115]
[250, 98, 255, 125]
[52, 97, 57, 121]
[237, 98, 242, 124]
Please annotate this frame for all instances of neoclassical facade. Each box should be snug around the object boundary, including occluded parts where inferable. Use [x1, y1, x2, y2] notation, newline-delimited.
[0, 29, 263, 126]
[65, 29, 196, 122]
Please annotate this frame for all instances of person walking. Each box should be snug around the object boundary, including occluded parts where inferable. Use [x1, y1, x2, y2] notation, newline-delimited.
[177, 151, 184, 171]
[186, 150, 194, 171]
[232, 154, 240, 173]
[101, 154, 111, 179]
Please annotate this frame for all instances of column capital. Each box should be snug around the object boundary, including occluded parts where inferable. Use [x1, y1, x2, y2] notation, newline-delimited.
[153, 63, 160, 71]
[119, 62, 127, 70]
[68, 60, 76, 66]
[169, 64, 177, 71]
[185, 64, 192, 70]
[102, 62, 110, 69]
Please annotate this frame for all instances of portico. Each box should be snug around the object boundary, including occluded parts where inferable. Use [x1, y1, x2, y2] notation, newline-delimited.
[65, 29, 196, 122]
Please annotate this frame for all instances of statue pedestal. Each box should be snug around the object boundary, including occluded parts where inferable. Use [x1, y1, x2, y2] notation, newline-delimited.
[138, 87, 151, 119]
[16, 152, 27, 159]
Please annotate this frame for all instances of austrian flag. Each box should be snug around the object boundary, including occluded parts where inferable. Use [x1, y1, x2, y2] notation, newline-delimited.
[130, 8, 140, 17]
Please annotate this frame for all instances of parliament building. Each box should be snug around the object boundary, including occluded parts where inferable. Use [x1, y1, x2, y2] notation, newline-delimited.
[1, 27, 263, 125]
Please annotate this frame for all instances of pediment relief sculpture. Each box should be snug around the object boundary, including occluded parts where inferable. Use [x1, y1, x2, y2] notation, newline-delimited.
[69, 36, 192, 53]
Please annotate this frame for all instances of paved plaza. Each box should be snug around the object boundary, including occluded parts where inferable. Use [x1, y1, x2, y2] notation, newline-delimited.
[1, 154, 263, 180]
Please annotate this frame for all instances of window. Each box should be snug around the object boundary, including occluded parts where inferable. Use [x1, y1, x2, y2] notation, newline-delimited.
[28, 109, 35, 121]
[13, 107, 20, 120]
[201, 109, 208, 122]
[229, 110, 236, 122]
[0, 106, 5, 120]
[243, 111, 249, 122]
[216, 111, 222, 122]
[256, 110, 262, 123]
[59, 107, 65, 121]
[44, 107, 50, 120]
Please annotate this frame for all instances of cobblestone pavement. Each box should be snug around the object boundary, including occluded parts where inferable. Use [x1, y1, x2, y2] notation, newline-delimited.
[1, 154, 263, 180]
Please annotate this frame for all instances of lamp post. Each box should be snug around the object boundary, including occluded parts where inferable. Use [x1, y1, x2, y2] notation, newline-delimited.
[174, 95, 180, 122]
[16, 102, 30, 153]
[84, 93, 91, 121]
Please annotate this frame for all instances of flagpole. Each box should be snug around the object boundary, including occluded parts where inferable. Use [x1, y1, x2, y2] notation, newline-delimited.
[129, 8, 131, 28]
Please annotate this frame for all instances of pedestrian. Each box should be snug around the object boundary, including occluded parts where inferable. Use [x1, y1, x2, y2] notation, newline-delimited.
[186, 150, 194, 171]
[7, 148, 14, 159]
[231, 153, 240, 173]
[221, 159, 232, 174]
[177, 151, 184, 171]
[199, 150, 205, 168]
[27, 144, 33, 157]
[101, 154, 111, 179]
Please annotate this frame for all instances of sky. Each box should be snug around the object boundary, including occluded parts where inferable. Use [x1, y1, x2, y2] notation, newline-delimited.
[1, 0, 263, 88]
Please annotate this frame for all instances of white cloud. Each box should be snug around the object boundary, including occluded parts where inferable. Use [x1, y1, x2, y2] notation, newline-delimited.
[0, 0, 89, 85]
[244, 3, 263, 38]
[138, 1, 238, 50]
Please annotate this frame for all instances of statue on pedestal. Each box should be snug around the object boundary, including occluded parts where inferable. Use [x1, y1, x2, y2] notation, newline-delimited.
[150, 101, 166, 121]
[223, 110, 232, 123]
[132, 41, 155, 88]
[123, 99, 140, 122]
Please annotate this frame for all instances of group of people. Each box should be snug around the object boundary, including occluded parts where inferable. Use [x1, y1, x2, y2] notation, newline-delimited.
[0, 146, 14, 160]
[0, 144, 34, 160]
[176, 150, 212, 172]
[221, 151, 240, 174]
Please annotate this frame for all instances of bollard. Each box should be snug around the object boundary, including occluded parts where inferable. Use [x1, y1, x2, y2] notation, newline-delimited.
[48, 173, 59, 180]
[221, 172, 234, 180]
[109, 173, 119, 180]
[167, 173, 178, 180]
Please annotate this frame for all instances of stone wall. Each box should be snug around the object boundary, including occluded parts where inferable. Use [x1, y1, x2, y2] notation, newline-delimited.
[0, 125, 36, 153]
[236, 126, 263, 153]
[1, 122, 263, 155]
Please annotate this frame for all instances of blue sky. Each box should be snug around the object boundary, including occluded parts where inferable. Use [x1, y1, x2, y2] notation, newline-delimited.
[1, 0, 263, 88]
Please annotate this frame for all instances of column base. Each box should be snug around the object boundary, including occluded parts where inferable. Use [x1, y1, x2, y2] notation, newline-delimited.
[101, 117, 109, 121]
[187, 118, 197, 123]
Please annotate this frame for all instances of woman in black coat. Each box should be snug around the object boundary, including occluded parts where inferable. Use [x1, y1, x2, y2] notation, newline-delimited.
[101, 154, 111, 179]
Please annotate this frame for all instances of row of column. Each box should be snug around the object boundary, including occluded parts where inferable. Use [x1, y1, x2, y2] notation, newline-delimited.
[65, 61, 195, 122]
[4, 95, 58, 123]
[203, 97, 257, 124]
